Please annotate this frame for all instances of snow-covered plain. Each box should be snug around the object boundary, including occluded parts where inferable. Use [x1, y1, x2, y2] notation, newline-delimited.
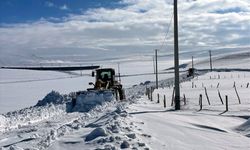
[0, 51, 250, 150]
[0, 69, 94, 113]
[0, 59, 176, 113]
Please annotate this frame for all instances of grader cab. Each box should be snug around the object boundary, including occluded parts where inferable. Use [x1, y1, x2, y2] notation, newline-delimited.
[88, 68, 125, 100]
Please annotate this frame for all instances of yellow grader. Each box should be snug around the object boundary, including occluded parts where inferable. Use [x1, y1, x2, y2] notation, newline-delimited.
[88, 68, 125, 100]
[70, 68, 125, 112]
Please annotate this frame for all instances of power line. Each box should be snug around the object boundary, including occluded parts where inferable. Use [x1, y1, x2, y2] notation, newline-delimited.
[159, 12, 174, 51]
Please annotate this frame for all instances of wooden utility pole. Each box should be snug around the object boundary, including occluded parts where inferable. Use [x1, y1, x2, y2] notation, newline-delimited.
[118, 62, 121, 82]
[153, 56, 156, 74]
[192, 56, 194, 69]
[174, 0, 180, 110]
[155, 49, 159, 89]
[209, 50, 212, 71]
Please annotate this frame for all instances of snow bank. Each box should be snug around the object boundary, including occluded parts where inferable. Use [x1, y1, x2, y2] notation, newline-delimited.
[1, 104, 66, 132]
[0, 90, 117, 134]
[0, 91, 68, 132]
[80, 104, 150, 150]
[35, 91, 65, 106]
[0, 115, 7, 132]
[72, 90, 114, 112]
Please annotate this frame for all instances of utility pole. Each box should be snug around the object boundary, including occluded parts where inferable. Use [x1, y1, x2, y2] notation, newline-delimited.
[192, 56, 194, 69]
[191, 56, 194, 77]
[209, 50, 212, 72]
[174, 0, 180, 110]
[118, 62, 121, 82]
[153, 56, 156, 74]
[155, 49, 159, 89]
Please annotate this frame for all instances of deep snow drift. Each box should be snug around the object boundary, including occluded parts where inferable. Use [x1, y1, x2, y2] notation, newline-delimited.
[0, 89, 119, 149]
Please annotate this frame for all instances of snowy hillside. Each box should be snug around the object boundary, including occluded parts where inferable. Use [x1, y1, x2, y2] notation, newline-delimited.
[190, 51, 250, 69]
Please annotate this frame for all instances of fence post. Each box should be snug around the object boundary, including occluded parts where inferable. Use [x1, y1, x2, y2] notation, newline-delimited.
[183, 94, 186, 105]
[204, 87, 211, 105]
[225, 95, 228, 111]
[216, 83, 220, 88]
[234, 86, 241, 104]
[171, 87, 175, 106]
[150, 87, 153, 101]
[199, 94, 202, 111]
[164, 95, 166, 108]
[217, 90, 224, 104]
[157, 93, 160, 103]
[147, 88, 150, 100]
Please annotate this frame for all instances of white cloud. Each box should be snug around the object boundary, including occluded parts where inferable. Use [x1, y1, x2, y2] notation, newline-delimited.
[45, 1, 55, 7]
[0, 0, 250, 65]
[59, 4, 69, 10]
[45, 2, 69, 11]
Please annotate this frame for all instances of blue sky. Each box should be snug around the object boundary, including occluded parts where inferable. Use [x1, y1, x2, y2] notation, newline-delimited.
[0, 0, 123, 23]
[0, 0, 250, 65]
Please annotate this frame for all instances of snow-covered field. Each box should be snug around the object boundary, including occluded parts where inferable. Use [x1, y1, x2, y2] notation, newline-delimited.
[190, 51, 250, 70]
[0, 51, 250, 150]
[155, 71, 250, 115]
[0, 69, 93, 113]
[0, 59, 175, 113]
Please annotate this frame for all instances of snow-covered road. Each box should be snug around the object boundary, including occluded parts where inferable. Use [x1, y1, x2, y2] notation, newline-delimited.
[128, 98, 250, 150]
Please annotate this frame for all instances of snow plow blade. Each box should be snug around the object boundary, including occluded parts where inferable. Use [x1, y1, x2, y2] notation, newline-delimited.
[71, 90, 114, 112]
